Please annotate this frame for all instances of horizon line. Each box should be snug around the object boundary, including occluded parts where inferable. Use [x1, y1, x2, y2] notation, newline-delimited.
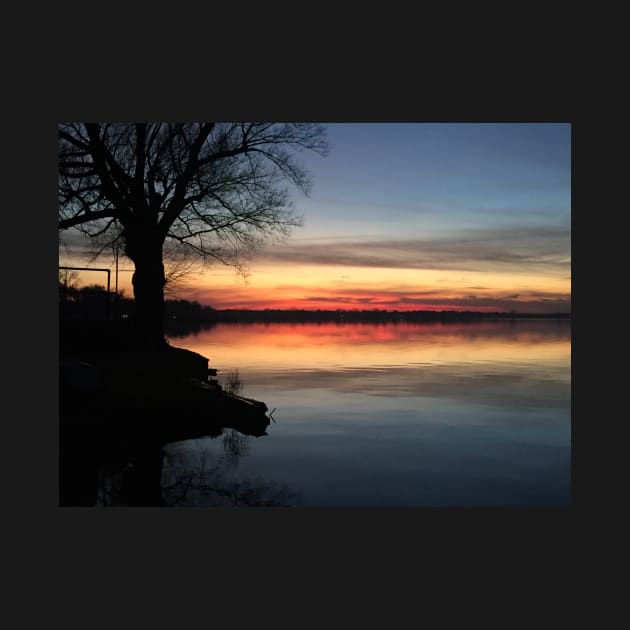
[164, 305, 571, 316]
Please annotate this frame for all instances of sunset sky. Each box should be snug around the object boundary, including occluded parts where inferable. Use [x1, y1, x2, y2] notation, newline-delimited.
[59, 123, 571, 313]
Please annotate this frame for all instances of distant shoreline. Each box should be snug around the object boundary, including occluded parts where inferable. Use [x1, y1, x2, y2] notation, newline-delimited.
[164, 308, 570, 325]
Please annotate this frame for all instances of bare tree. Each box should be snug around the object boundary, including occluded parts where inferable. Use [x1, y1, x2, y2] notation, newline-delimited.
[59, 268, 79, 290]
[59, 268, 79, 302]
[58, 123, 328, 349]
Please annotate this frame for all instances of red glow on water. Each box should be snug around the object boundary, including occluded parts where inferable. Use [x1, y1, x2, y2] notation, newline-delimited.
[167, 320, 572, 375]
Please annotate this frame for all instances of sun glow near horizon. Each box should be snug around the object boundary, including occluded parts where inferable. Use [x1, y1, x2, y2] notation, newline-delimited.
[58, 256, 571, 314]
[180, 260, 571, 313]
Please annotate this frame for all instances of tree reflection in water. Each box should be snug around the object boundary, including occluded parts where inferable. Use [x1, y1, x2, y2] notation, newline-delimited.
[95, 429, 299, 507]
[161, 431, 299, 507]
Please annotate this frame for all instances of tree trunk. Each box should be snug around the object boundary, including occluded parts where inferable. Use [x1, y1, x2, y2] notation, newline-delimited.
[126, 229, 167, 350]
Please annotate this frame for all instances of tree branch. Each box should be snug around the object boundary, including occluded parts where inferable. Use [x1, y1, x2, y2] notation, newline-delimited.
[59, 208, 118, 230]
[134, 123, 147, 206]
[81, 124, 133, 218]
[158, 123, 215, 235]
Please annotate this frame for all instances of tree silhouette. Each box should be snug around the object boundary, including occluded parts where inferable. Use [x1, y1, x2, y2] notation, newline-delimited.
[59, 268, 79, 302]
[59, 123, 328, 349]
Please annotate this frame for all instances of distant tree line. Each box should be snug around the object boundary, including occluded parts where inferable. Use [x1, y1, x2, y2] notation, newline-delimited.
[60, 279, 570, 325]
[195, 309, 571, 323]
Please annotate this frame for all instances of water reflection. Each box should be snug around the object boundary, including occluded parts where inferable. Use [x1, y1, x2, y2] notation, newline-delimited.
[168, 320, 570, 414]
[58, 321, 571, 507]
[94, 428, 299, 507]
[165, 320, 571, 507]
[161, 433, 300, 507]
[168, 320, 570, 374]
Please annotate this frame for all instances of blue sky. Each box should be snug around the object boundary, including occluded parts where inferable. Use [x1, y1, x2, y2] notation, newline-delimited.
[293, 123, 571, 239]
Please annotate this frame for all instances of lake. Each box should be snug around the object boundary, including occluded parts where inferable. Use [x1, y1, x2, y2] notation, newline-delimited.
[157, 319, 571, 507]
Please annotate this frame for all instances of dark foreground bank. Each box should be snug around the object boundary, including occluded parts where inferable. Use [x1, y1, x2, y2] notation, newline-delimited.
[59, 321, 270, 506]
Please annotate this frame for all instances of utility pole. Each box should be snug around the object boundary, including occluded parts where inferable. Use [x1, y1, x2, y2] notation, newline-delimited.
[113, 243, 120, 320]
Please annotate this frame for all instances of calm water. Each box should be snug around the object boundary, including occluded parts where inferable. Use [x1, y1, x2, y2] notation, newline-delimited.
[162, 320, 571, 507]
